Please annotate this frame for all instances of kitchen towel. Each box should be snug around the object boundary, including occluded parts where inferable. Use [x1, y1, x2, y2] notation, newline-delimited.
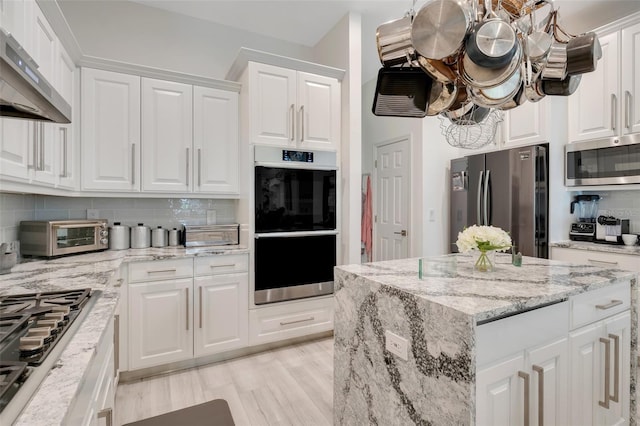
[362, 175, 373, 262]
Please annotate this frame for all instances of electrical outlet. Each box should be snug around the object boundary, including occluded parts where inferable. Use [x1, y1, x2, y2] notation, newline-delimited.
[207, 210, 217, 225]
[87, 209, 99, 219]
[5, 240, 19, 253]
[385, 330, 409, 360]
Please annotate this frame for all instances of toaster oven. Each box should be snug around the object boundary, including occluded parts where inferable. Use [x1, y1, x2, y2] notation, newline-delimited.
[20, 220, 109, 257]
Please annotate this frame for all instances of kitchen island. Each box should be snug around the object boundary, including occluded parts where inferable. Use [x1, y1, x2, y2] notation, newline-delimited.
[0, 246, 248, 426]
[334, 252, 639, 425]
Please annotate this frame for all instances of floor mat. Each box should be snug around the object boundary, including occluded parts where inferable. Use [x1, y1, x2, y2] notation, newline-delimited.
[122, 399, 235, 426]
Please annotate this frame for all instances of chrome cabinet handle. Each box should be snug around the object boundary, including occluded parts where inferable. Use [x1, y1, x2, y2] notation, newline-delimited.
[609, 333, 620, 403]
[483, 170, 491, 226]
[300, 105, 304, 142]
[477, 171, 484, 225]
[280, 316, 314, 326]
[626, 91, 632, 129]
[114, 314, 120, 376]
[588, 258, 618, 266]
[210, 264, 235, 268]
[519, 371, 530, 426]
[611, 94, 617, 131]
[290, 104, 295, 141]
[59, 128, 68, 178]
[146, 268, 177, 274]
[39, 123, 44, 171]
[532, 365, 544, 426]
[131, 143, 136, 185]
[596, 300, 623, 310]
[199, 286, 203, 329]
[599, 337, 611, 409]
[198, 148, 202, 187]
[186, 147, 190, 187]
[186, 288, 189, 331]
[97, 408, 113, 426]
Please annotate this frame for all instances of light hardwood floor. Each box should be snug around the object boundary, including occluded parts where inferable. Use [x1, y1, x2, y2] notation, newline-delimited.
[115, 337, 333, 426]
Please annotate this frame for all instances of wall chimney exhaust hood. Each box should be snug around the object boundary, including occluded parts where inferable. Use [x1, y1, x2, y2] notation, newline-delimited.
[1, 29, 71, 123]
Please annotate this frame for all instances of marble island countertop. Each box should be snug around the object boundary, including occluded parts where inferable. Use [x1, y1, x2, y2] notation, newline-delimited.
[336, 252, 638, 323]
[0, 245, 248, 426]
[551, 240, 640, 256]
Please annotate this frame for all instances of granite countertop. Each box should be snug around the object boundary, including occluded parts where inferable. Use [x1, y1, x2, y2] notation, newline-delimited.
[551, 240, 640, 256]
[335, 252, 638, 324]
[0, 245, 249, 426]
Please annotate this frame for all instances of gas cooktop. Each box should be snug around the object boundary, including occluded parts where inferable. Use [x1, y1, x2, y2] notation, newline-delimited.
[0, 289, 92, 419]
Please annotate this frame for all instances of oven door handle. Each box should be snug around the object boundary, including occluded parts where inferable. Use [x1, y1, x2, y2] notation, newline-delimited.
[53, 222, 105, 229]
[255, 230, 339, 239]
[254, 161, 338, 171]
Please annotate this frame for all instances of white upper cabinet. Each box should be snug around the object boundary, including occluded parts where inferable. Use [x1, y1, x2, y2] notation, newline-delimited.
[141, 78, 193, 192]
[0, 0, 33, 51]
[569, 17, 640, 142]
[81, 68, 141, 192]
[248, 62, 340, 150]
[193, 86, 239, 194]
[503, 97, 549, 147]
[0, 118, 32, 181]
[56, 46, 76, 190]
[30, 3, 56, 85]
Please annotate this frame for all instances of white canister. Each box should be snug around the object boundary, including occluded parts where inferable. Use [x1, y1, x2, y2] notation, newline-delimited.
[130, 223, 151, 249]
[168, 228, 181, 246]
[109, 222, 130, 250]
[151, 226, 168, 247]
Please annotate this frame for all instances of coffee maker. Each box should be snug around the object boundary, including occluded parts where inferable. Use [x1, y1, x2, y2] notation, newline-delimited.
[596, 215, 630, 244]
[569, 195, 600, 241]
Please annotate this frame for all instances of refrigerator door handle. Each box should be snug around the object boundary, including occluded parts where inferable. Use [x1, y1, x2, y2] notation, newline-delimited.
[484, 170, 491, 226]
[477, 171, 484, 225]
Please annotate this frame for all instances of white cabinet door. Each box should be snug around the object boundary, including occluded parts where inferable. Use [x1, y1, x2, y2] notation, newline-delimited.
[33, 122, 57, 185]
[503, 98, 548, 147]
[0, 118, 32, 181]
[141, 78, 192, 192]
[600, 311, 631, 426]
[128, 278, 193, 370]
[31, 3, 56, 85]
[476, 354, 525, 426]
[297, 72, 340, 150]
[194, 273, 248, 357]
[193, 86, 239, 194]
[81, 68, 140, 191]
[249, 62, 297, 146]
[0, 0, 33, 53]
[622, 22, 640, 135]
[56, 46, 76, 190]
[526, 337, 569, 426]
[569, 322, 602, 425]
[56, 42, 75, 106]
[569, 31, 620, 142]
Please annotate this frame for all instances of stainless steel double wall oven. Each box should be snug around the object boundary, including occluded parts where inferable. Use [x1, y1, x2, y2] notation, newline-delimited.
[253, 146, 337, 305]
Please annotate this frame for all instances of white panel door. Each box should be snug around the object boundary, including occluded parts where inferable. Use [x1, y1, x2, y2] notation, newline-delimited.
[600, 311, 631, 426]
[526, 337, 569, 426]
[375, 139, 410, 261]
[622, 22, 640, 135]
[31, 4, 56, 84]
[81, 68, 141, 191]
[569, 31, 620, 142]
[249, 62, 296, 146]
[142, 78, 192, 192]
[194, 273, 248, 357]
[569, 322, 604, 426]
[193, 86, 239, 194]
[0, 118, 32, 181]
[476, 354, 525, 426]
[128, 279, 193, 370]
[503, 97, 548, 147]
[297, 72, 340, 150]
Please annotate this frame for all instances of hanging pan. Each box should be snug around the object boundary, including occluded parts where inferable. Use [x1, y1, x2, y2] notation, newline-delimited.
[465, 0, 519, 69]
[376, 15, 416, 67]
[372, 67, 433, 118]
[411, 0, 473, 60]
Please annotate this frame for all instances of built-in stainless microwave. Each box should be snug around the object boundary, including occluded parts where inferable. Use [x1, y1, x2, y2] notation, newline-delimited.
[565, 134, 640, 186]
[20, 220, 109, 257]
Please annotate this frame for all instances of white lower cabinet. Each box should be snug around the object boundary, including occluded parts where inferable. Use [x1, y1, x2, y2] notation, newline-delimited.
[249, 296, 334, 346]
[127, 255, 249, 371]
[551, 247, 640, 273]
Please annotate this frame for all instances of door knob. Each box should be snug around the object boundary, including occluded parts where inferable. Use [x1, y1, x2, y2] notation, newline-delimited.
[394, 230, 407, 237]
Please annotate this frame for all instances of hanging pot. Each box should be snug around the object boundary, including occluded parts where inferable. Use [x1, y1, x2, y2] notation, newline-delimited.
[469, 66, 523, 108]
[464, 0, 519, 69]
[372, 67, 433, 118]
[426, 81, 458, 116]
[541, 74, 582, 96]
[376, 15, 416, 67]
[416, 56, 457, 83]
[566, 32, 601, 75]
[451, 105, 491, 124]
[460, 44, 522, 89]
[541, 42, 567, 80]
[411, 0, 473, 60]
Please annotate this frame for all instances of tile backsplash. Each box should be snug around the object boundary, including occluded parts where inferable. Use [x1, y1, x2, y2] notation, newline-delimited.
[588, 190, 640, 233]
[1, 193, 237, 245]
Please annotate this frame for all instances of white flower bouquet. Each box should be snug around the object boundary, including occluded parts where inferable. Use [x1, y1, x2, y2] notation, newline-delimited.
[456, 225, 512, 271]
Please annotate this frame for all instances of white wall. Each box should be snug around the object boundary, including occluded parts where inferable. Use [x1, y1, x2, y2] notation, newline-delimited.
[58, 0, 315, 79]
[313, 13, 362, 266]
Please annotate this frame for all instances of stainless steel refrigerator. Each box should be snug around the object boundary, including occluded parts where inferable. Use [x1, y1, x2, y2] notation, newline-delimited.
[449, 145, 548, 258]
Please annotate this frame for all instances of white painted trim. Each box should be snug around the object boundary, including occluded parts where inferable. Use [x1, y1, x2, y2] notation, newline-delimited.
[594, 10, 640, 35]
[226, 47, 346, 82]
[36, 0, 83, 62]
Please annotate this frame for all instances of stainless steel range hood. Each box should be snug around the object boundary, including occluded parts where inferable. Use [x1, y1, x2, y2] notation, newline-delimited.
[0, 30, 71, 123]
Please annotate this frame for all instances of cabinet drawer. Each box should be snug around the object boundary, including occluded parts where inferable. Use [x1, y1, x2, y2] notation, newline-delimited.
[194, 254, 248, 276]
[249, 297, 333, 346]
[128, 258, 193, 282]
[570, 281, 631, 330]
[551, 247, 640, 273]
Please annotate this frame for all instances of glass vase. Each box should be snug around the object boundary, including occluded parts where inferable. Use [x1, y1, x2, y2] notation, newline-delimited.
[474, 249, 495, 272]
